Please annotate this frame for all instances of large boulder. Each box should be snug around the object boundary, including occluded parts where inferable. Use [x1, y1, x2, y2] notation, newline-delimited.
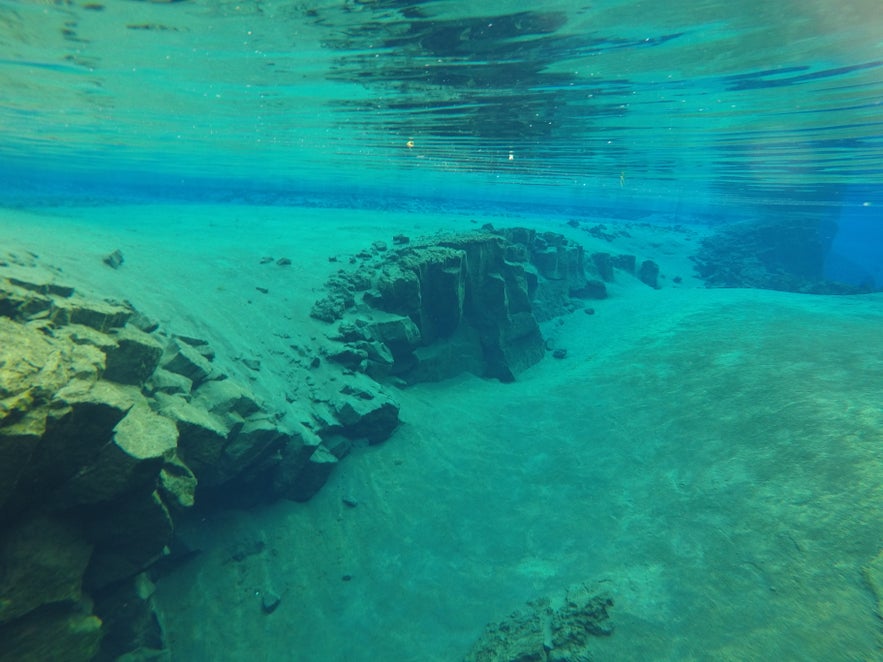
[313, 230, 560, 383]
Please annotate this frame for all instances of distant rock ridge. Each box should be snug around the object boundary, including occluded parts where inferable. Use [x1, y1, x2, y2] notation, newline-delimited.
[692, 217, 876, 294]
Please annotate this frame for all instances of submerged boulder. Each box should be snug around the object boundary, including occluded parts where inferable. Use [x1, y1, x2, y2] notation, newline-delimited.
[312, 228, 605, 384]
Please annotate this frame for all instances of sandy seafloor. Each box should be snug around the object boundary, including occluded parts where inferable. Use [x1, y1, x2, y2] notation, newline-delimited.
[2, 204, 882, 660]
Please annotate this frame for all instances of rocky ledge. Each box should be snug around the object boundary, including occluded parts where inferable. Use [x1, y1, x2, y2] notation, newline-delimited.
[311, 226, 644, 384]
[0, 227, 652, 661]
[0, 251, 399, 661]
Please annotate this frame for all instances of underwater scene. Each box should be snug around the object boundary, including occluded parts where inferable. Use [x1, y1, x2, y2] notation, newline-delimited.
[1, 1, 882, 660]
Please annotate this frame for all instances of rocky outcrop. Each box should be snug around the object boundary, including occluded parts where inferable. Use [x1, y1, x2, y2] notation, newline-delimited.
[0, 257, 401, 660]
[691, 217, 870, 294]
[311, 227, 608, 384]
[465, 582, 614, 661]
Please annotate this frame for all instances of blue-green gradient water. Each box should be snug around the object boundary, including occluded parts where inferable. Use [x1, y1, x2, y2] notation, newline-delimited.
[2, 2, 883, 661]
[2, 0, 882, 215]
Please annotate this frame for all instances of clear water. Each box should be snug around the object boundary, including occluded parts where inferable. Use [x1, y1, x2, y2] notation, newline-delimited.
[2, 1, 882, 661]
[3, 0, 883, 212]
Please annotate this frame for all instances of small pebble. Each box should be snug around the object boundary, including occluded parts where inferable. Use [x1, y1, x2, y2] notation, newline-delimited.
[342, 496, 358, 508]
[276, 257, 292, 266]
[584, 308, 595, 315]
[103, 249, 124, 269]
[261, 590, 281, 615]
[242, 357, 262, 371]
[552, 348, 567, 359]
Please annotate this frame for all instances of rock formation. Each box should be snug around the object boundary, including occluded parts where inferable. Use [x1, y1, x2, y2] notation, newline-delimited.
[0, 254, 400, 660]
[312, 227, 608, 384]
[465, 582, 614, 661]
[0, 226, 640, 660]
[691, 217, 871, 294]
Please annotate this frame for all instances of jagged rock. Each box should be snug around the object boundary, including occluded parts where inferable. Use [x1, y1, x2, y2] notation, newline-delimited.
[160, 339, 213, 387]
[310, 290, 355, 322]
[591, 252, 615, 281]
[272, 423, 323, 498]
[281, 444, 338, 502]
[316, 231, 550, 383]
[93, 572, 167, 662]
[52, 296, 133, 331]
[83, 489, 174, 591]
[638, 259, 660, 289]
[0, 317, 71, 425]
[3, 379, 135, 518]
[5, 275, 75, 299]
[220, 418, 287, 477]
[327, 345, 369, 371]
[103, 249, 125, 269]
[465, 583, 614, 662]
[54, 322, 117, 353]
[193, 379, 261, 422]
[152, 393, 230, 487]
[0, 515, 93, 625]
[55, 399, 178, 507]
[159, 454, 198, 510]
[145, 368, 193, 398]
[261, 590, 281, 615]
[331, 377, 400, 443]
[104, 325, 164, 385]
[367, 315, 422, 357]
[174, 335, 216, 361]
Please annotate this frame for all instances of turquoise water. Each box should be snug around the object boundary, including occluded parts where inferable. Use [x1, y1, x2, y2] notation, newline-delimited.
[2, 1, 883, 661]
[3, 0, 883, 212]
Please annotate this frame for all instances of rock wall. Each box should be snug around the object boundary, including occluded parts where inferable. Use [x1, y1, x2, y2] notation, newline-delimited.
[0, 255, 400, 660]
[312, 227, 609, 384]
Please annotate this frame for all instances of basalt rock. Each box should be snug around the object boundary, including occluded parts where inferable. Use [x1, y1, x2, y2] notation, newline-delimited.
[465, 582, 614, 662]
[312, 228, 608, 384]
[0, 262, 398, 660]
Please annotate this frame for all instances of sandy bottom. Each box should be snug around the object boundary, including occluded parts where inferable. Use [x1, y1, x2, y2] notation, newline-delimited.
[2, 204, 881, 660]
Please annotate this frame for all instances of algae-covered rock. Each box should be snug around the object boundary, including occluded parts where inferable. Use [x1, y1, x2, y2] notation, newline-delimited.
[52, 295, 133, 331]
[83, 490, 174, 591]
[160, 338, 213, 387]
[104, 325, 164, 385]
[158, 453, 198, 510]
[56, 399, 178, 506]
[0, 515, 93, 625]
[152, 393, 230, 486]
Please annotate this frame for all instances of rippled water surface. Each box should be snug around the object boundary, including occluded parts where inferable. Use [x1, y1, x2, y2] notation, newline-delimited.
[2, 0, 882, 209]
